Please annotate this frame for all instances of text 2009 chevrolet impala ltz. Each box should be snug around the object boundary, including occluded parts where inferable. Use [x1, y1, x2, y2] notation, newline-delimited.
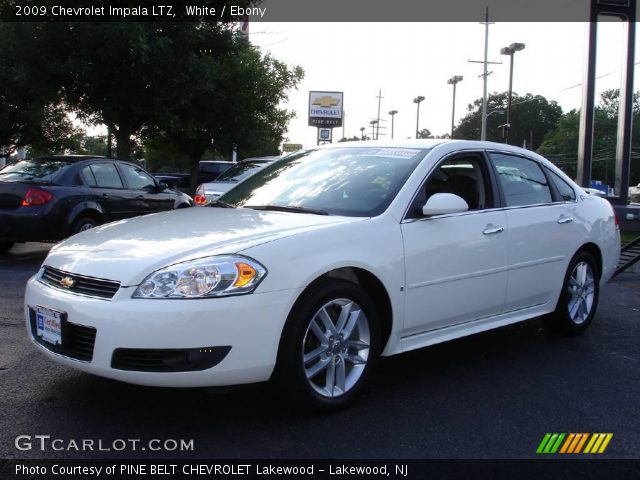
[25, 140, 620, 410]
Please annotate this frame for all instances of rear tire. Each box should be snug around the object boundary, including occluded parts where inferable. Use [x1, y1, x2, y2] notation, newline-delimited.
[72, 216, 99, 235]
[544, 251, 600, 335]
[275, 279, 381, 411]
[0, 241, 15, 254]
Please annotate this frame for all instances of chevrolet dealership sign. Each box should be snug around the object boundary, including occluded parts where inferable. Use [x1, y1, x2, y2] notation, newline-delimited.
[308, 91, 343, 127]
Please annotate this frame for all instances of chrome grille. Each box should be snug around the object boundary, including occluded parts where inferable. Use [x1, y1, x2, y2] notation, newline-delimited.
[40, 266, 120, 300]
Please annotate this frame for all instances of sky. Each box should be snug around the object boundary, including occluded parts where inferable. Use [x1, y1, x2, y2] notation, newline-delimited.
[249, 21, 637, 149]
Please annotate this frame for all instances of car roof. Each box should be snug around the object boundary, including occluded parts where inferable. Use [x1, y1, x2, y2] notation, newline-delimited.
[239, 156, 280, 163]
[33, 155, 107, 162]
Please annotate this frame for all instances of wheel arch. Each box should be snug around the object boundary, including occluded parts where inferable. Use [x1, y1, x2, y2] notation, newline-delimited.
[576, 242, 603, 277]
[276, 266, 394, 363]
[67, 202, 105, 228]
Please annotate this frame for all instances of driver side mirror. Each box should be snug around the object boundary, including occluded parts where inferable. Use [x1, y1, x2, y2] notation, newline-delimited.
[158, 180, 173, 190]
[422, 193, 469, 216]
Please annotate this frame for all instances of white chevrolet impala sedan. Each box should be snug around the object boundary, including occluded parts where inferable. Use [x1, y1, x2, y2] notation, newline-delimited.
[25, 140, 620, 410]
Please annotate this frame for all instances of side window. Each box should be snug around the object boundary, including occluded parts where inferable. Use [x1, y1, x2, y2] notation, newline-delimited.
[547, 168, 576, 201]
[90, 163, 124, 189]
[120, 164, 156, 190]
[81, 166, 97, 187]
[489, 153, 552, 207]
[407, 153, 491, 218]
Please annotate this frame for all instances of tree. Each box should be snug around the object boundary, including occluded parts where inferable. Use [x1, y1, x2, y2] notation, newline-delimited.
[417, 128, 433, 139]
[0, 24, 78, 158]
[338, 136, 365, 142]
[156, 33, 303, 191]
[538, 89, 640, 185]
[10, 1, 256, 161]
[453, 92, 562, 150]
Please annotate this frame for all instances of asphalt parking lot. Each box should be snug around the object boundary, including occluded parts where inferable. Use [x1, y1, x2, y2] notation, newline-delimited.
[0, 243, 639, 460]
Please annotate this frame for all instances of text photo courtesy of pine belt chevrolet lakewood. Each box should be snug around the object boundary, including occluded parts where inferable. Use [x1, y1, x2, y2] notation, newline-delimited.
[0, 155, 193, 253]
[24, 140, 619, 410]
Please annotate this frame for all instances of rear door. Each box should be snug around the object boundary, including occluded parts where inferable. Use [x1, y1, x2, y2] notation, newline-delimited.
[487, 151, 580, 312]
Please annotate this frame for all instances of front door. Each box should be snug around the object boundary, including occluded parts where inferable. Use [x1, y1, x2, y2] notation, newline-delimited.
[401, 152, 508, 336]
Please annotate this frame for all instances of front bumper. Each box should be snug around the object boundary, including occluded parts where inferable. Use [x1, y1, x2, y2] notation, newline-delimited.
[25, 275, 301, 387]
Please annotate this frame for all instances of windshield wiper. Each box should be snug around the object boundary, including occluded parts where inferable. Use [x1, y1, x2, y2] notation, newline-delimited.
[245, 204, 329, 215]
[207, 200, 235, 208]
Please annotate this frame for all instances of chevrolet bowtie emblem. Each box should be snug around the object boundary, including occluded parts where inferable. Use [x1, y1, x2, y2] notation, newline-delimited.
[312, 96, 340, 108]
[60, 276, 75, 289]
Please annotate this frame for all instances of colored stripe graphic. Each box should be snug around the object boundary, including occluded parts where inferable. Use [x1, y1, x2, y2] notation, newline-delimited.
[537, 433, 565, 454]
[584, 433, 613, 454]
[538, 433, 613, 454]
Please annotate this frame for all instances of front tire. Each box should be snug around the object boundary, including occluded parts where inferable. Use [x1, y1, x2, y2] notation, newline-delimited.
[544, 251, 600, 335]
[275, 279, 381, 411]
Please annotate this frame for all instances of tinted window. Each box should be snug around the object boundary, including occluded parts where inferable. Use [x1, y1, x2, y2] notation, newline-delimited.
[222, 147, 427, 217]
[407, 153, 491, 218]
[547, 168, 576, 201]
[217, 162, 266, 182]
[0, 159, 73, 182]
[81, 166, 98, 187]
[90, 163, 123, 189]
[120, 164, 156, 189]
[490, 153, 552, 207]
[201, 163, 229, 174]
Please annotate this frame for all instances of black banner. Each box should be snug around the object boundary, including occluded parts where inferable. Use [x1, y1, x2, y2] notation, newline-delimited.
[2, 459, 640, 480]
[1, 0, 636, 22]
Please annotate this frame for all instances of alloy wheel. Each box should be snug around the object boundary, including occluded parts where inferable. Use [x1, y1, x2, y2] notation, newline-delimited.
[567, 261, 595, 324]
[302, 298, 371, 398]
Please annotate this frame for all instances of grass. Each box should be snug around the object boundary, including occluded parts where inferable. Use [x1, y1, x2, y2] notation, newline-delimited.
[621, 231, 640, 243]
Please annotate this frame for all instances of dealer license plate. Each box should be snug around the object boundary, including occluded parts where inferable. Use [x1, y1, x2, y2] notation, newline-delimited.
[35, 306, 63, 346]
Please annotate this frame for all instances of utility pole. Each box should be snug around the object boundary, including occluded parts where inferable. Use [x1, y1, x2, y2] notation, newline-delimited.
[468, 7, 501, 141]
[376, 89, 383, 140]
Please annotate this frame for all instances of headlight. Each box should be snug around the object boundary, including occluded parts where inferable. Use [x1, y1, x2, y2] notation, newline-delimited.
[132, 255, 266, 299]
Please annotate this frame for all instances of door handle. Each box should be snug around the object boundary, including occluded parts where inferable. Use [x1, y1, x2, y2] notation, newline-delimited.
[557, 216, 574, 224]
[483, 225, 504, 235]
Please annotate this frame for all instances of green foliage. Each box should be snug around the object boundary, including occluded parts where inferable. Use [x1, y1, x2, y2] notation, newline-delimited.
[338, 136, 365, 143]
[0, 24, 79, 157]
[453, 92, 562, 149]
[1, 4, 301, 171]
[417, 128, 433, 139]
[538, 89, 640, 185]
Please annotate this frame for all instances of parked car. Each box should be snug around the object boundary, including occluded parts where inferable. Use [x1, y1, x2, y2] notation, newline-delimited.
[0, 155, 193, 253]
[629, 183, 640, 203]
[25, 141, 619, 410]
[194, 156, 280, 205]
[153, 160, 234, 196]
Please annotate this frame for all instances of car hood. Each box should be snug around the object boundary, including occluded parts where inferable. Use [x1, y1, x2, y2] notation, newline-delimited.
[44, 208, 363, 285]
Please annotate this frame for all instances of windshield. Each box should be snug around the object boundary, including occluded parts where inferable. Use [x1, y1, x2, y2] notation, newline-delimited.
[216, 161, 267, 182]
[0, 159, 73, 183]
[221, 147, 428, 217]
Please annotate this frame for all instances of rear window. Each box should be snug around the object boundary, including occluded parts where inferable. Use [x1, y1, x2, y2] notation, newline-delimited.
[0, 159, 73, 182]
[217, 162, 266, 182]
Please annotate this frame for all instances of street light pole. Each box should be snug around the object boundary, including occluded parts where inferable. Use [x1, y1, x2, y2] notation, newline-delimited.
[500, 42, 525, 144]
[388, 110, 398, 139]
[447, 76, 463, 138]
[413, 96, 425, 139]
